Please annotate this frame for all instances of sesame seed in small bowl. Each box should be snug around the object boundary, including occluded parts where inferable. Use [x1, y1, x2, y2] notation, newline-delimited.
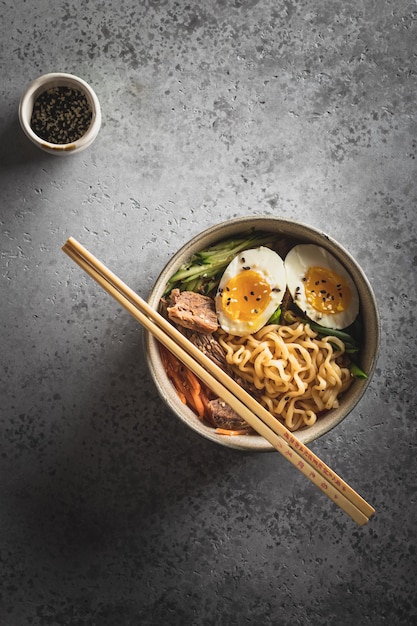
[18, 72, 101, 155]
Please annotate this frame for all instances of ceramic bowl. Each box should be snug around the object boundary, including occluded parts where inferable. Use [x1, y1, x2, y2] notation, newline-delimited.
[18, 72, 101, 155]
[145, 216, 380, 451]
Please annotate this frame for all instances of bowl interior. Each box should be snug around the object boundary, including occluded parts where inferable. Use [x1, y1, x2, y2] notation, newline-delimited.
[145, 216, 380, 451]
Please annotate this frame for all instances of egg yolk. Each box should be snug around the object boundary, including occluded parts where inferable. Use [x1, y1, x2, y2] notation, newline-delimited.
[304, 266, 351, 315]
[221, 270, 272, 322]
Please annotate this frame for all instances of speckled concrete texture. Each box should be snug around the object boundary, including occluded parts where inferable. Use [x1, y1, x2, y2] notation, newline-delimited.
[1, 0, 416, 624]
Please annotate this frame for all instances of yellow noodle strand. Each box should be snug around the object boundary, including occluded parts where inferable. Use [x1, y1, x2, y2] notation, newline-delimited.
[217, 323, 353, 432]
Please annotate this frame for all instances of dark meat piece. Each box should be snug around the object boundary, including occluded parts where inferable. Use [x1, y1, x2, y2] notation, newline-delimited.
[207, 398, 252, 431]
[279, 287, 293, 322]
[183, 328, 262, 398]
[183, 329, 261, 397]
[183, 329, 230, 372]
[167, 289, 218, 334]
[274, 237, 298, 259]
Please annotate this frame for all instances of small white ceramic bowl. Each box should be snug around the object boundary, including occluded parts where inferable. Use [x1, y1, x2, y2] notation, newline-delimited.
[19, 72, 101, 155]
[145, 216, 380, 451]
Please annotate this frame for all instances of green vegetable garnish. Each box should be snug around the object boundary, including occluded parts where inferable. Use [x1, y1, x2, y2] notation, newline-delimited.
[284, 310, 358, 347]
[164, 230, 277, 296]
[267, 307, 282, 325]
[349, 362, 368, 379]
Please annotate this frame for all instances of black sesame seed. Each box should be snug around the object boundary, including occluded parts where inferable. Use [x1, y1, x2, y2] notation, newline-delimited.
[30, 86, 92, 144]
[243, 266, 251, 270]
[244, 295, 248, 301]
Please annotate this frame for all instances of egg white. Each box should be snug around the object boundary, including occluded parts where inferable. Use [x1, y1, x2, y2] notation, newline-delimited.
[215, 246, 286, 336]
[284, 244, 359, 329]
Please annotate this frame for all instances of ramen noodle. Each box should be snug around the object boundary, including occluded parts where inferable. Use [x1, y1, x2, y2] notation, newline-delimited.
[217, 322, 353, 432]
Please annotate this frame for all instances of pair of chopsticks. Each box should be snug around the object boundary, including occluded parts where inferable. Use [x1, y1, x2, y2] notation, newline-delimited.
[62, 237, 375, 526]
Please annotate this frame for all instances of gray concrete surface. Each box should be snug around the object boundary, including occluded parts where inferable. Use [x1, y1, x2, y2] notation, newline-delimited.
[1, 1, 416, 624]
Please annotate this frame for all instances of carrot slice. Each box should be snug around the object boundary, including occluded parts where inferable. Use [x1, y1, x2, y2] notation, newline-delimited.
[159, 345, 252, 433]
[159, 345, 206, 420]
[215, 428, 251, 436]
[183, 368, 205, 419]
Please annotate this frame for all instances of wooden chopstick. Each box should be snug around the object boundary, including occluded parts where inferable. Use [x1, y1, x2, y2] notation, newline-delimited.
[62, 237, 375, 525]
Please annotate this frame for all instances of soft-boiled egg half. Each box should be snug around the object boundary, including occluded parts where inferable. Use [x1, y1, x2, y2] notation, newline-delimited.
[284, 244, 359, 329]
[215, 246, 286, 336]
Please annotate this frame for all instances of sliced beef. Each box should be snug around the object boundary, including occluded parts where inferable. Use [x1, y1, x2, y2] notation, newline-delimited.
[183, 329, 261, 395]
[182, 330, 230, 372]
[182, 328, 261, 398]
[279, 286, 293, 322]
[207, 398, 252, 431]
[167, 289, 218, 334]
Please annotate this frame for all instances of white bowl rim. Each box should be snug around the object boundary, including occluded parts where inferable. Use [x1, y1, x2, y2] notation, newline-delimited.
[145, 215, 381, 452]
[18, 72, 102, 154]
